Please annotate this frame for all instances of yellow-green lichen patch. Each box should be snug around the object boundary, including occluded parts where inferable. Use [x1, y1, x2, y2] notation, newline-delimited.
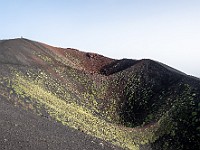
[11, 73, 141, 150]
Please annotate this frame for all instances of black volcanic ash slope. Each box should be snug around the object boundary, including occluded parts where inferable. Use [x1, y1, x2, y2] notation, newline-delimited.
[0, 95, 122, 150]
[0, 38, 200, 150]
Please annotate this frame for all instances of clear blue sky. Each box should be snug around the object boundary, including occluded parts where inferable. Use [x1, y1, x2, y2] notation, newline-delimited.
[1, 0, 200, 77]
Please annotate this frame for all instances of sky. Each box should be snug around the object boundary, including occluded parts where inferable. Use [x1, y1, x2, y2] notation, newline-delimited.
[0, 0, 200, 77]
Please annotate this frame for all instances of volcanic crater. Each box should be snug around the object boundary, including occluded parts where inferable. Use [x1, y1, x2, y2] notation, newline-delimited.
[0, 38, 199, 150]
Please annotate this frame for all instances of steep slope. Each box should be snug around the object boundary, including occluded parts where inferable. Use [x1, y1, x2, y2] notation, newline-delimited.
[0, 38, 200, 150]
[105, 59, 200, 149]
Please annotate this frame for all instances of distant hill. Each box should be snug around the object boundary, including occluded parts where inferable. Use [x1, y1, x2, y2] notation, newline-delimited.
[0, 38, 199, 150]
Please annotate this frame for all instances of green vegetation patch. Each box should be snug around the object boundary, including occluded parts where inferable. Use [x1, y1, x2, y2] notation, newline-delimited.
[11, 72, 141, 150]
